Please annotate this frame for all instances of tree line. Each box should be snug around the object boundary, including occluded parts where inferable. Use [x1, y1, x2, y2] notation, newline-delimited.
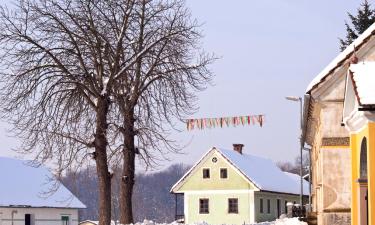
[0, 1, 214, 225]
[62, 163, 189, 223]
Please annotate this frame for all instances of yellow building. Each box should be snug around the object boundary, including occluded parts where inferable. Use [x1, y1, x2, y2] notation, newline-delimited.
[343, 61, 375, 225]
[171, 145, 309, 225]
[304, 22, 375, 225]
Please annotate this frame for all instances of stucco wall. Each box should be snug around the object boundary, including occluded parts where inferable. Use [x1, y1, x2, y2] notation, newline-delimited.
[254, 192, 299, 223]
[185, 191, 253, 225]
[178, 151, 255, 192]
[179, 151, 256, 224]
[0, 207, 79, 225]
[321, 148, 351, 210]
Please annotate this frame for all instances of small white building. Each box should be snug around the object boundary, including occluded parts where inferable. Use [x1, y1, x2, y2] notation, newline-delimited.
[0, 157, 86, 225]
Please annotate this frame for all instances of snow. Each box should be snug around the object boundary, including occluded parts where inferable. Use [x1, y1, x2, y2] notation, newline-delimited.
[306, 22, 375, 93]
[0, 157, 86, 208]
[80, 220, 117, 225]
[122, 218, 307, 225]
[349, 61, 375, 105]
[249, 218, 307, 225]
[217, 148, 310, 195]
[171, 147, 310, 196]
[101, 76, 109, 95]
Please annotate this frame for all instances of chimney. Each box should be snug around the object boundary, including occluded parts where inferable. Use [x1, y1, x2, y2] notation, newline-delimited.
[233, 144, 244, 154]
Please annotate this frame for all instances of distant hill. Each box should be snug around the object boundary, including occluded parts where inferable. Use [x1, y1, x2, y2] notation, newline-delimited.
[62, 163, 190, 223]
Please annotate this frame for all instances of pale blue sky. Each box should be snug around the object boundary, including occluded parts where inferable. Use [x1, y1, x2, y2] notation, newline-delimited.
[0, 0, 366, 171]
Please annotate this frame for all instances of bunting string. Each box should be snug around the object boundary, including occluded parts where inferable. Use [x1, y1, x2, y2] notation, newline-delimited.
[186, 115, 265, 131]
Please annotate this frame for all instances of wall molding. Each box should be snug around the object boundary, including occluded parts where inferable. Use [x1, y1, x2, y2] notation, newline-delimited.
[321, 137, 350, 147]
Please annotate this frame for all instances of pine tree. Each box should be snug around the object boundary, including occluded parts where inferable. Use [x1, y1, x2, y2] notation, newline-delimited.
[340, 0, 375, 51]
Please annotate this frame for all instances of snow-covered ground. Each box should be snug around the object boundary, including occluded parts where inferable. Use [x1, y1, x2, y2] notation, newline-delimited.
[129, 218, 307, 225]
[249, 218, 308, 225]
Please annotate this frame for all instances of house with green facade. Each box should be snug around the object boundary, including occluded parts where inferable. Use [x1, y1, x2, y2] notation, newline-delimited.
[171, 145, 309, 225]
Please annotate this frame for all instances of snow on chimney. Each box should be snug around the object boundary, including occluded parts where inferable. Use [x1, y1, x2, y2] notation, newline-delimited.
[233, 144, 244, 154]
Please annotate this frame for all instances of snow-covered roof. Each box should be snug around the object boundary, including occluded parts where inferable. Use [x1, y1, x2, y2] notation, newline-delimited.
[349, 62, 375, 106]
[172, 147, 309, 196]
[0, 157, 86, 209]
[218, 148, 309, 195]
[306, 22, 375, 93]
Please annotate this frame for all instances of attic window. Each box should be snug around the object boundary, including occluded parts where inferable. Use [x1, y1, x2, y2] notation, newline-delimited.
[220, 168, 228, 179]
[203, 168, 210, 179]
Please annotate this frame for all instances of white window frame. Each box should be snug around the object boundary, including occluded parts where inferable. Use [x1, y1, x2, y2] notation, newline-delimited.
[25, 213, 35, 225]
[199, 198, 209, 214]
[220, 167, 228, 179]
[61, 215, 70, 225]
[267, 199, 271, 214]
[276, 198, 282, 217]
[202, 167, 210, 179]
[228, 198, 239, 214]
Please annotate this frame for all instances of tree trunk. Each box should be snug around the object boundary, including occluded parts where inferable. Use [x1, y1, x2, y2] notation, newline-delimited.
[120, 110, 136, 224]
[95, 96, 112, 225]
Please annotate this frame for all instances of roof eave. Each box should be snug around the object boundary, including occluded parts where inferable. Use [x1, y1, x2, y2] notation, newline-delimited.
[306, 24, 375, 94]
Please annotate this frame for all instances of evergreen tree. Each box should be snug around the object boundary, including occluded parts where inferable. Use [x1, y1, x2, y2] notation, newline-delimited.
[340, 0, 375, 51]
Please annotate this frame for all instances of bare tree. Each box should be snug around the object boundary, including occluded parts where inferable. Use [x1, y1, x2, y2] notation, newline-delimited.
[0, 1, 135, 224]
[109, 0, 214, 223]
[0, 0, 213, 224]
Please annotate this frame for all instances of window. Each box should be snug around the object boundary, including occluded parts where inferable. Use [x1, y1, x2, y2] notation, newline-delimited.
[199, 199, 209, 214]
[267, 199, 271, 214]
[25, 214, 33, 225]
[228, 198, 238, 214]
[61, 216, 69, 225]
[360, 137, 368, 178]
[285, 200, 288, 214]
[220, 168, 228, 179]
[277, 199, 281, 218]
[203, 168, 210, 179]
[260, 198, 264, 213]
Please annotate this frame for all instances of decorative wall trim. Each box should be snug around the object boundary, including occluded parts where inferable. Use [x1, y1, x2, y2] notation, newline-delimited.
[323, 208, 351, 213]
[321, 137, 350, 147]
[184, 190, 254, 194]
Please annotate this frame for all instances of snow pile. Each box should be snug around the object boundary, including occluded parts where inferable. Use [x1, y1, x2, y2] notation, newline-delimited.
[273, 218, 307, 225]
[126, 218, 306, 225]
[248, 218, 307, 225]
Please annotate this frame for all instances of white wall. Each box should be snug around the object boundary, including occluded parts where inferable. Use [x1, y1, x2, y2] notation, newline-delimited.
[0, 207, 79, 225]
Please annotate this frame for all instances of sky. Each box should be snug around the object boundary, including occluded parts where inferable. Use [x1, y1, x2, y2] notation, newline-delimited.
[0, 0, 366, 171]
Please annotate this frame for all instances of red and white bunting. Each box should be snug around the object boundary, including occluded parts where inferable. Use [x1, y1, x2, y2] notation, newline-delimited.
[186, 115, 265, 131]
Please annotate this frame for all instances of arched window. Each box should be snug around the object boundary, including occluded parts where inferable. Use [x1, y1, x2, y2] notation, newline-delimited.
[360, 137, 368, 178]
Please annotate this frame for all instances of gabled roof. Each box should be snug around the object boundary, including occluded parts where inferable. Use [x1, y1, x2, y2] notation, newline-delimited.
[348, 61, 375, 106]
[171, 147, 309, 196]
[306, 22, 375, 93]
[0, 157, 86, 209]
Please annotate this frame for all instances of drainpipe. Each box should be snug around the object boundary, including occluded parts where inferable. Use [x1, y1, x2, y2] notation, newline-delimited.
[304, 147, 312, 212]
[11, 210, 17, 225]
[302, 94, 312, 212]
